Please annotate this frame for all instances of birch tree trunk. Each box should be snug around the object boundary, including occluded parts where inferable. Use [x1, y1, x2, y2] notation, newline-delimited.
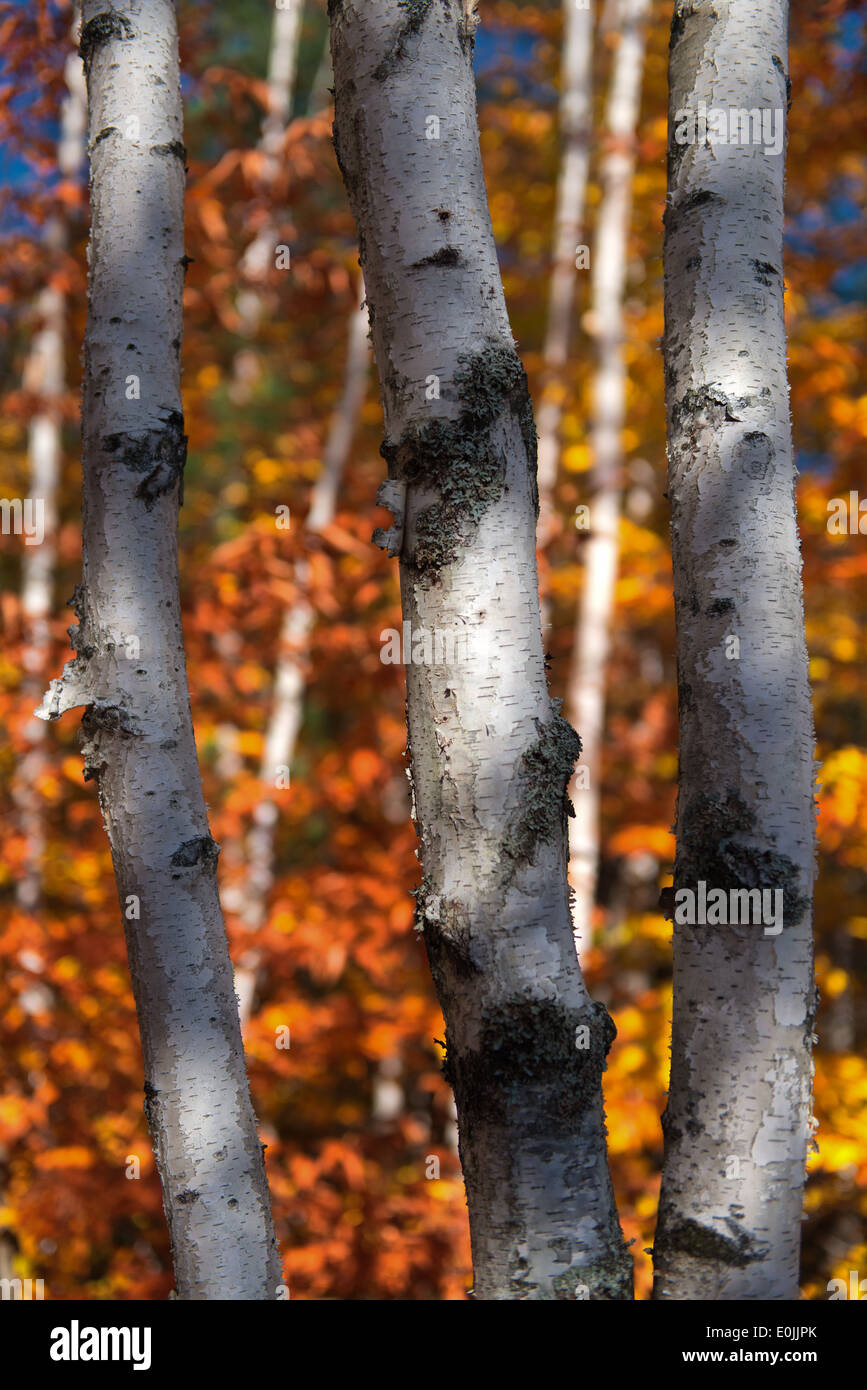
[38, 0, 280, 1300]
[237, 0, 303, 334]
[652, 0, 816, 1300]
[566, 0, 649, 954]
[231, 281, 369, 1022]
[535, 0, 593, 548]
[14, 35, 87, 914]
[330, 0, 631, 1300]
[225, 0, 313, 980]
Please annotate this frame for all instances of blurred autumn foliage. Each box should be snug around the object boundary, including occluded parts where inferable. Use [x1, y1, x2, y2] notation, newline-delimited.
[0, 0, 864, 1300]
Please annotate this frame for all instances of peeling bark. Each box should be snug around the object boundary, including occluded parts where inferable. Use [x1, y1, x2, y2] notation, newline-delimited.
[652, 0, 816, 1300]
[39, 0, 280, 1300]
[330, 0, 631, 1299]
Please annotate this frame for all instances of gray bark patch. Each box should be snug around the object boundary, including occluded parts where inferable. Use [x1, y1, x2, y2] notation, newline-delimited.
[410, 246, 464, 268]
[82, 700, 138, 737]
[151, 141, 187, 165]
[671, 383, 745, 432]
[670, 2, 699, 50]
[502, 712, 581, 870]
[170, 836, 221, 869]
[417, 890, 480, 978]
[80, 701, 140, 782]
[678, 790, 810, 927]
[735, 430, 774, 481]
[103, 410, 188, 509]
[80, 12, 134, 76]
[552, 1254, 633, 1301]
[656, 1217, 767, 1269]
[752, 259, 780, 287]
[772, 54, 792, 111]
[142, 1080, 160, 1132]
[665, 187, 724, 229]
[381, 341, 536, 575]
[443, 996, 616, 1126]
[68, 583, 94, 660]
[372, 0, 434, 81]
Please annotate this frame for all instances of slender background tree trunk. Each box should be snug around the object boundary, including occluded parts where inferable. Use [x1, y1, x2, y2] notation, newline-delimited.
[535, 0, 594, 550]
[232, 279, 369, 1022]
[223, 0, 308, 957]
[652, 0, 816, 1300]
[38, 0, 280, 1300]
[566, 0, 649, 954]
[237, 0, 303, 335]
[14, 33, 87, 915]
[330, 0, 631, 1300]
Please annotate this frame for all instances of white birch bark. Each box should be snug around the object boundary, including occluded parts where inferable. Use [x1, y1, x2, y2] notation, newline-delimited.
[231, 281, 369, 1021]
[237, 0, 303, 333]
[535, 0, 593, 548]
[566, 0, 649, 954]
[372, 1055, 404, 1126]
[330, 0, 631, 1300]
[37, 0, 280, 1300]
[261, 0, 304, 161]
[227, 0, 311, 959]
[652, 0, 816, 1300]
[14, 37, 87, 913]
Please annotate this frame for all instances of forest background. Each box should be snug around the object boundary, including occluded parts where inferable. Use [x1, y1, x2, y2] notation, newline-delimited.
[0, 0, 864, 1300]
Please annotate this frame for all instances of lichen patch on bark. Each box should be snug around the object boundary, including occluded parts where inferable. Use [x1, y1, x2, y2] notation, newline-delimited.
[654, 1217, 768, 1269]
[380, 341, 537, 576]
[442, 995, 616, 1127]
[502, 712, 582, 870]
[170, 836, 221, 869]
[372, 0, 433, 81]
[79, 11, 134, 75]
[677, 789, 810, 928]
[102, 409, 188, 508]
[551, 1253, 634, 1302]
